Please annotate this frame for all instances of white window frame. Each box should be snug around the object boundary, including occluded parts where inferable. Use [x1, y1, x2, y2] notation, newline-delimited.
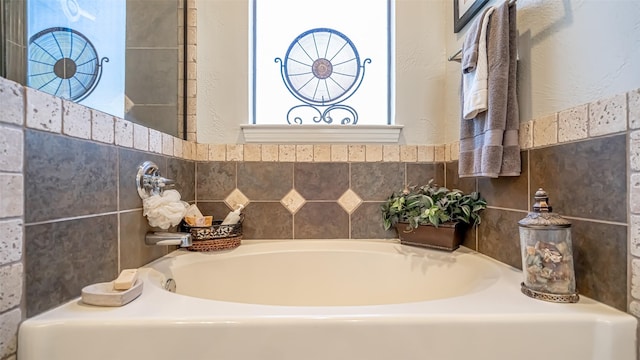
[243, 0, 401, 144]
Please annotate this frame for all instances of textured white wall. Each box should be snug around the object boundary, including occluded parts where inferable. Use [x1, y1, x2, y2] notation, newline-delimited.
[198, 0, 640, 145]
[196, 0, 249, 144]
[443, 0, 640, 143]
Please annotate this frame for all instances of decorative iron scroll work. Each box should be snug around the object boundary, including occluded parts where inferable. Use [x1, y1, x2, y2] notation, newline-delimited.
[28, 27, 108, 101]
[275, 28, 370, 125]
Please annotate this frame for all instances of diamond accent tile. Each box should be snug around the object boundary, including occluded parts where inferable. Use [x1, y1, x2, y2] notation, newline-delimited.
[338, 189, 363, 214]
[281, 189, 306, 214]
[224, 188, 250, 210]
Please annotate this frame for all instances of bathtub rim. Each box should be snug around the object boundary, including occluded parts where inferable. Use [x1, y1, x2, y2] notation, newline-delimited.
[22, 239, 637, 321]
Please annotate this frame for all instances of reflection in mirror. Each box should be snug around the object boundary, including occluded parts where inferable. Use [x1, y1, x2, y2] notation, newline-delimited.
[1, 0, 187, 138]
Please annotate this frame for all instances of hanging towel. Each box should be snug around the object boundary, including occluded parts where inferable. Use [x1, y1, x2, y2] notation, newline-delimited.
[459, 0, 520, 178]
[461, 6, 493, 73]
[462, 6, 495, 119]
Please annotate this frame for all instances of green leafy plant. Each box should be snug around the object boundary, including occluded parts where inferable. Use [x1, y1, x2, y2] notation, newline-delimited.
[381, 179, 487, 230]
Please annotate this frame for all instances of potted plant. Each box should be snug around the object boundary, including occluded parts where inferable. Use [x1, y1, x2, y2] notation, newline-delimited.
[381, 180, 487, 251]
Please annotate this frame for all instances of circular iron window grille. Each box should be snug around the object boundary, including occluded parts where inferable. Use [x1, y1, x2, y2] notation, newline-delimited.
[284, 28, 361, 105]
[28, 27, 107, 101]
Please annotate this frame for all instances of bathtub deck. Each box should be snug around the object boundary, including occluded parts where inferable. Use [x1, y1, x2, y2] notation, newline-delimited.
[18, 241, 637, 360]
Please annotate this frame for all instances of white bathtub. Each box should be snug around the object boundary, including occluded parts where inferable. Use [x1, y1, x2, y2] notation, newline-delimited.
[19, 240, 637, 360]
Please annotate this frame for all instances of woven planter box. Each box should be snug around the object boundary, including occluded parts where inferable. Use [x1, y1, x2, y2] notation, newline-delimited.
[395, 222, 467, 251]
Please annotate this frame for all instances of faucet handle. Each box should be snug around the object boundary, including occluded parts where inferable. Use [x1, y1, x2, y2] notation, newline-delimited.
[136, 161, 178, 199]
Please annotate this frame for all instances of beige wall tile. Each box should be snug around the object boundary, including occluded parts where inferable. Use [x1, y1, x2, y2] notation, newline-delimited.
[383, 145, 400, 162]
[261, 144, 279, 162]
[630, 173, 640, 214]
[296, 145, 313, 162]
[444, 144, 452, 162]
[434, 145, 446, 162]
[365, 145, 383, 162]
[632, 259, 640, 299]
[162, 133, 174, 156]
[519, 120, 533, 149]
[0, 308, 20, 358]
[337, 189, 363, 214]
[313, 145, 331, 162]
[209, 144, 226, 161]
[0, 263, 22, 312]
[25, 88, 62, 133]
[196, 143, 209, 161]
[331, 145, 348, 162]
[114, 118, 133, 148]
[149, 129, 163, 153]
[244, 144, 261, 161]
[224, 189, 249, 209]
[281, 189, 306, 214]
[631, 301, 640, 318]
[400, 145, 418, 162]
[182, 141, 193, 160]
[0, 220, 22, 265]
[630, 131, 640, 172]
[91, 110, 114, 144]
[279, 145, 296, 162]
[589, 93, 627, 137]
[226, 144, 243, 161]
[0, 126, 22, 173]
[0, 175, 23, 218]
[629, 88, 640, 130]
[450, 142, 460, 161]
[630, 214, 640, 258]
[173, 138, 184, 158]
[533, 113, 558, 147]
[558, 104, 588, 143]
[0, 78, 24, 126]
[417, 145, 434, 162]
[133, 124, 149, 151]
[62, 100, 91, 139]
[348, 145, 366, 162]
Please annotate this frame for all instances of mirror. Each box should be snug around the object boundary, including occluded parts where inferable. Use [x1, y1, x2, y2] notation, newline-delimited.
[1, 0, 186, 138]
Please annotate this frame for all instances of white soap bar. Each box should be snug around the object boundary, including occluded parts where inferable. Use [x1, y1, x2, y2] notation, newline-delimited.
[113, 269, 138, 290]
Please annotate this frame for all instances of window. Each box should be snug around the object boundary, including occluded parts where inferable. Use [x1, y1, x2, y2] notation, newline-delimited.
[27, 0, 126, 117]
[252, 0, 393, 126]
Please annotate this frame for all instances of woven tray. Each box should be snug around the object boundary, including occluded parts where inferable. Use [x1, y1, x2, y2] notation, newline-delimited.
[181, 218, 243, 252]
[187, 235, 242, 252]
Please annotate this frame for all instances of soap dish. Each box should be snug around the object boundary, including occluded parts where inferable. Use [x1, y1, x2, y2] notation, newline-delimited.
[81, 280, 143, 307]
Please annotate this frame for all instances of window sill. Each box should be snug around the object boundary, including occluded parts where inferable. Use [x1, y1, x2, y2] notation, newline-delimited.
[241, 125, 403, 144]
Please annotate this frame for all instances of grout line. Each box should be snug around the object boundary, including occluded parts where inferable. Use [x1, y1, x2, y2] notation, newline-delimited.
[291, 162, 296, 239]
[486, 205, 628, 226]
[526, 150, 531, 211]
[24, 211, 120, 227]
[347, 162, 352, 240]
[116, 149, 121, 272]
[486, 206, 530, 213]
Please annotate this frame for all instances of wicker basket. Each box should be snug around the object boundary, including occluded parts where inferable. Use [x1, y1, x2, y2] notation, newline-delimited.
[181, 218, 243, 252]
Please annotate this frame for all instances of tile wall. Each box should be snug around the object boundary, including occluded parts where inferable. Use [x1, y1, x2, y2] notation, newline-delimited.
[1, 73, 640, 359]
[1, 0, 26, 83]
[0, 76, 195, 359]
[0, 75, 24, 360]
[125, 0, 181, 137]
[189, 101, 631, 311]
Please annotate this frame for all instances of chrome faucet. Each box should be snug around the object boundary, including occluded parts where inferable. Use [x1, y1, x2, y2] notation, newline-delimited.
[145, 232, 192, 247]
